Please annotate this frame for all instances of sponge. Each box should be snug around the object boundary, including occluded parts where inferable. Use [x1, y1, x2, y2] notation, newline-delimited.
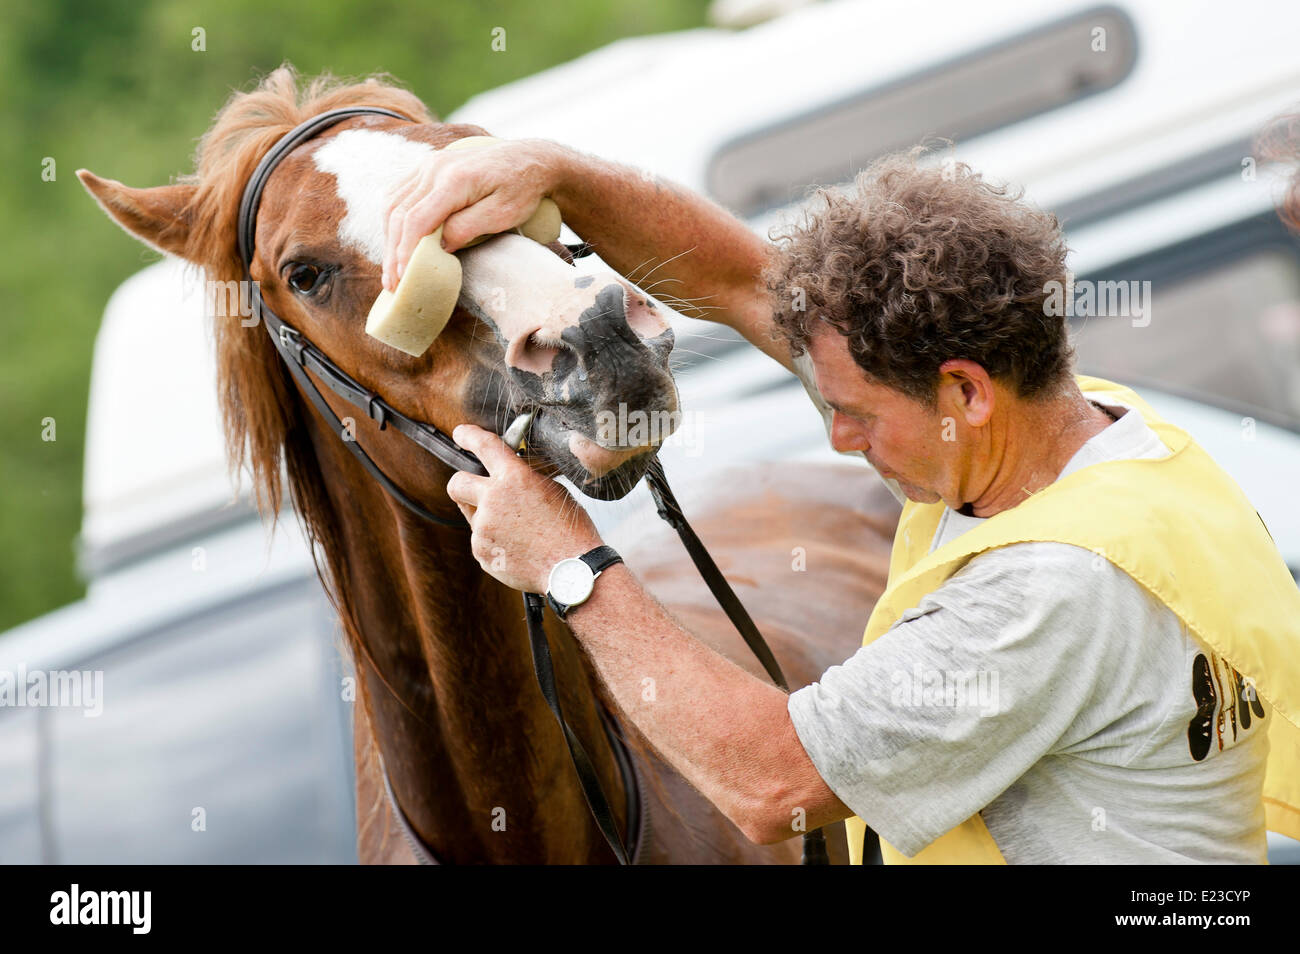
[364, 227, 462, 357]
[365, 136, 562, 357]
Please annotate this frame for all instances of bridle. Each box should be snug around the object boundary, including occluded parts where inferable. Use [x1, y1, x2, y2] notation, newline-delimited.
[236, 106, 831, 865]
[237, 107, 486, 522]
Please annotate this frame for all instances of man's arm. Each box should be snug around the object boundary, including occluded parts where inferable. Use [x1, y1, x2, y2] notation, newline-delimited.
[543, 142, 796, 373]
[446, 424, 847, 845]
[563, 561, 852, 844]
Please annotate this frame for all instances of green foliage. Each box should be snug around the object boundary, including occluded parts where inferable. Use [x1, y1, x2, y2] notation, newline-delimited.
[0, 0, 709, 631]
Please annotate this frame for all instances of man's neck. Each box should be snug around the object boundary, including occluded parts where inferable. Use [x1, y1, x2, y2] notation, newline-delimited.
[962, 393, 1116, 518]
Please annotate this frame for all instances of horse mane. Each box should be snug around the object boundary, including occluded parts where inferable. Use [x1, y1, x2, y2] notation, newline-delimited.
[181, 64, 433, 672]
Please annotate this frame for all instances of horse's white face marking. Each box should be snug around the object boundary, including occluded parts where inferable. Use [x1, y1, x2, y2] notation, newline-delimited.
[312, 128, 434, 264]
[457, 234, 640, 372]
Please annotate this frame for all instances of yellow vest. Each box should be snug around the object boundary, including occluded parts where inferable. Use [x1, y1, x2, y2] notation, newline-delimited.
[843, 375, 1300, 865]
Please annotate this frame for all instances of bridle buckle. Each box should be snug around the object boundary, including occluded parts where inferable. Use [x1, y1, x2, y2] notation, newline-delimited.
[366, 393, 388, 431]
[277, 324, 305, 364]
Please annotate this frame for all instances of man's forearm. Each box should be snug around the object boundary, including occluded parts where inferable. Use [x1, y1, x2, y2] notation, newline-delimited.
[563, 562, 848, 843]
[540, 141, 792, 369]
[545, 143, 766, 313]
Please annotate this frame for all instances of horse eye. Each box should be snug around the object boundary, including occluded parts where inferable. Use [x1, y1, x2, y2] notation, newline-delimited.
[287, 263, 322, 293]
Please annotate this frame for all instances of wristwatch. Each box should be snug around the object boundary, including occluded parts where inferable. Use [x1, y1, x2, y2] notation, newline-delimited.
[545, 545, 623, 620]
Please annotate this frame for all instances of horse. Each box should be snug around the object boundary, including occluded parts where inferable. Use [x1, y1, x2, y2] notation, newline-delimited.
[78, 66, 900, 864]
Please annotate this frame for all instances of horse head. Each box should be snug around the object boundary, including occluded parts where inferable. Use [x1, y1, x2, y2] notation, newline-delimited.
[78, 71, 678, 527]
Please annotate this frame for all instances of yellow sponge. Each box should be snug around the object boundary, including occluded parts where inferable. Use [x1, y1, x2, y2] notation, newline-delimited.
[365, 227, 462, 357]
[365, 135, 562, 356]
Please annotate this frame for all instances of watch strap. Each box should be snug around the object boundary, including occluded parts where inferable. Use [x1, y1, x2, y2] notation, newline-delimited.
[545, 591, 568, 619]
[580, 545, 623, 575]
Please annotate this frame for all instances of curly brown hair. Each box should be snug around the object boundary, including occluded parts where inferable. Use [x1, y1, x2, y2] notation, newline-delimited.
[764, 148, 1075, 408]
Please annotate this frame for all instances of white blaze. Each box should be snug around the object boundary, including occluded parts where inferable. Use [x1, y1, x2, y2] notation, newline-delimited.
[312, 128, 434, 264]
[458, 233, 632, 358]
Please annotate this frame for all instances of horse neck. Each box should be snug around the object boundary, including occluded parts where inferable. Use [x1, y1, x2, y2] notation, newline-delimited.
[304, 414, 628, 864]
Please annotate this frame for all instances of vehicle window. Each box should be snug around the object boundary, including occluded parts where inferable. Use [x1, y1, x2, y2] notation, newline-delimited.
[42, 582, 357, 863]
[708, 6, 1137, 217]
[1071, 237, 1300, 431]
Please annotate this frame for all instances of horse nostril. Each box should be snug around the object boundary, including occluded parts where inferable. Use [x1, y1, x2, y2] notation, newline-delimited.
[624, 290, 672, 343]
[506, 329, 569, 376]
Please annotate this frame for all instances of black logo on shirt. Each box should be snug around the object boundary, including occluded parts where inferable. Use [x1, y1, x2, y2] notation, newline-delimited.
[1188, 653, 1265, 762]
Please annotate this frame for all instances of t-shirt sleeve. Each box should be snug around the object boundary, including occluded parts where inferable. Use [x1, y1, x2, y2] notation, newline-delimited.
[786, 541, 1128, 856]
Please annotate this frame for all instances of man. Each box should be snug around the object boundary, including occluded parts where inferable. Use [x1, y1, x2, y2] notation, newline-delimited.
[384, 141, 1300, 864]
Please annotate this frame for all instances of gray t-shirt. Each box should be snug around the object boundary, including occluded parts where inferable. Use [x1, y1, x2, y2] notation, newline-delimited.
[785, 357, 1270, 863]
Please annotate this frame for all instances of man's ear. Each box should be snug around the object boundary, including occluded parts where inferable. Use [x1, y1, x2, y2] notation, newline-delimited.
[938, 358, 996, 427]
[77, 169, 197, 260]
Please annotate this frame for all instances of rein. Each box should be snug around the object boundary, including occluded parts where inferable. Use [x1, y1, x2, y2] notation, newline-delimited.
[237, 106, 829, 865]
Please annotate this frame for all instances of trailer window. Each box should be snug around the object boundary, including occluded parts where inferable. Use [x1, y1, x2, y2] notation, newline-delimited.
[1071, 227, 1300, 432]
[707, 5, 1137, 217]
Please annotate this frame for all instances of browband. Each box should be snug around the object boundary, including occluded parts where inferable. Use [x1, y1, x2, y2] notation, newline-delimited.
[237, 106, 410, 268]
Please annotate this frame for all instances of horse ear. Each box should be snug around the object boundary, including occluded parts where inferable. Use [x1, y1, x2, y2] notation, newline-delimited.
[77, 169, 197, 260]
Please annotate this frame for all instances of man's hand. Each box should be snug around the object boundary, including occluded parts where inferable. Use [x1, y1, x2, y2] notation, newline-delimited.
[383, 137, 567, 291]
[445, 424, 604, 594]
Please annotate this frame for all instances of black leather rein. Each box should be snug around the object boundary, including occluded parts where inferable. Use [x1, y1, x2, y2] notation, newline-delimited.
[236, 106, 828, 865]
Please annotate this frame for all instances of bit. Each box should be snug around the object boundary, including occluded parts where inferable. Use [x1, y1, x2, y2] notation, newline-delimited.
[503, 408, 537, 452]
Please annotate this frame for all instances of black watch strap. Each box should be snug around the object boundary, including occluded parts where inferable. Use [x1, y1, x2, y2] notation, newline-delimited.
[580, 545, 622, 575]
[547, 546, 623, 619]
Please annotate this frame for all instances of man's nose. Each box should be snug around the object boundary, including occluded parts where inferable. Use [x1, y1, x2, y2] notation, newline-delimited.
[830, 410, 868, 454]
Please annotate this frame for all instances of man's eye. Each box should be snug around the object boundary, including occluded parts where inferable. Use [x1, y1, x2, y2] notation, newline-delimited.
[287, 263, 323, 293]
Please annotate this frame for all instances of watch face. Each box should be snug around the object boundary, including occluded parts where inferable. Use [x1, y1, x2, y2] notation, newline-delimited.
[549, 558, 595, 605]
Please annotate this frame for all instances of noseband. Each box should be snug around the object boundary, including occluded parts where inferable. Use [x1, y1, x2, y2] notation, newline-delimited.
[237, 107, 830, 865]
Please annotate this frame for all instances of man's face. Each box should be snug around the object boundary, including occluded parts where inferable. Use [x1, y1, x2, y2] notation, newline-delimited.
[806, 327, 955, 505]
